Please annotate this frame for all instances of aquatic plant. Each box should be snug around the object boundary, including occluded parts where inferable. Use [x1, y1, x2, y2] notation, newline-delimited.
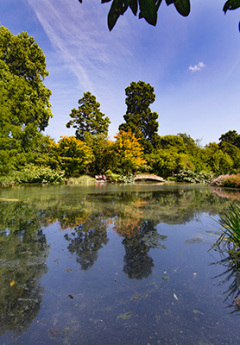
[215, 204, 240, 252]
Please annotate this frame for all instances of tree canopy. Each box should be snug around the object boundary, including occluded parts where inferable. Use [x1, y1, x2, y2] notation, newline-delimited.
[119, 81, 159, 153]
[0, 26, 52, 151]
[78, 0, 240, 31]
[66, 91, 110, 141]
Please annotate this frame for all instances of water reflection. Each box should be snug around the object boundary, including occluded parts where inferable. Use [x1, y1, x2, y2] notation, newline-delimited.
[211, 250, 240, 313]
[64, 213, 109, 270]
[0, 202, 48, 335]
[1, 184, 240, 343]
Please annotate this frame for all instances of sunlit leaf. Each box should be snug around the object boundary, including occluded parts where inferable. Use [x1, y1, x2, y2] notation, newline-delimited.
[139, 0, 157, 25]
[174, 0, 190, 17]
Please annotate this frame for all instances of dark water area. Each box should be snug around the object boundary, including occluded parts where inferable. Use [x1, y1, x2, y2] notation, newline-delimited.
[0, 183, 240, 345]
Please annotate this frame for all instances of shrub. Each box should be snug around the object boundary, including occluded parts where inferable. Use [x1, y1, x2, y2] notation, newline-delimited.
[175, 170, 213, 184]
[14, 164, 66, 184]
[210, 174, 240, 188]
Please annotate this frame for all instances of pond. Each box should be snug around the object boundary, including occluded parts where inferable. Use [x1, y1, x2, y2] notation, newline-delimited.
[0, 183, 240, 345]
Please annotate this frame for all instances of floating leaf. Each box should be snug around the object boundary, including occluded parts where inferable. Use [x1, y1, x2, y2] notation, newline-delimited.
[162, 276, 169, 281]
[118, 311, 133, 320]
[10, 280, 15, 287]
[173, 293, 178, 300]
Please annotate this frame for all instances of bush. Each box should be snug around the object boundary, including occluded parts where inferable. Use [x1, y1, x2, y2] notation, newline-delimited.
[210, 174, 240, 188]
[14, 164, 66, 184]
[175, 170, 213, 184]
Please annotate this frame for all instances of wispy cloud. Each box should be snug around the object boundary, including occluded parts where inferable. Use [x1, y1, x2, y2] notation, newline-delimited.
[189, 62, 206, 72]
[25, 0, 133, 93]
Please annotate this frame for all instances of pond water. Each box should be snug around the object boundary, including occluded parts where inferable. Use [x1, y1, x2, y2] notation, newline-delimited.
[0, 183, 240, 345]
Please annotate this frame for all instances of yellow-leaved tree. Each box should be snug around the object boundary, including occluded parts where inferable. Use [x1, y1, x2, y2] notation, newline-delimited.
[57, 136, 93, 177]
[113, 130, 146, 174]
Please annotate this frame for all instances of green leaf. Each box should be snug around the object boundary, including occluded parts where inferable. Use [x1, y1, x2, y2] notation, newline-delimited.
[129, 0, 138, 15]
[165, 0, 175, 5]
[107, 0, 129, 30]
[139, 0, 157, 25]
[174, 0, 190, 17]
[223, 0, 240, 13]
[108, 0, 122, 31]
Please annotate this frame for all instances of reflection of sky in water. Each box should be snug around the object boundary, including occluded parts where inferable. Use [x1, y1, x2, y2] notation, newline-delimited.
[0, 184, 240, 344]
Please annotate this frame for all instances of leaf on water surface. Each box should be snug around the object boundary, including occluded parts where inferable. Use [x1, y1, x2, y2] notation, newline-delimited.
[64, 268, 73, 272]
[193, 309, 204, 315]
[173, 293, 178, 301]
[68, 294, 74, 299]
[162, 276, 169, 281]
[10, 280, 15, 287]
[118, 311, 133, 320]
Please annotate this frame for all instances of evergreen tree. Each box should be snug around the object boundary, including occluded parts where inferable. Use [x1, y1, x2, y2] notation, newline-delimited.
[66, 91, 110, 141]
[119, 81, 159, 153]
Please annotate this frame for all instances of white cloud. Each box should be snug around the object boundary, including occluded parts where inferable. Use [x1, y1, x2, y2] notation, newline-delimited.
[189, 61, 206, 72]
[25, 0, 134, 93]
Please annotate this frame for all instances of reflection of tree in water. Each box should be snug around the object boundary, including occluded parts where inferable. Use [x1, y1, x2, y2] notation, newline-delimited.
[0, 201, 48, 335]
[64, 213, 109, 270]
[122, 219, 167, 280]
[211, 251, 240, 313]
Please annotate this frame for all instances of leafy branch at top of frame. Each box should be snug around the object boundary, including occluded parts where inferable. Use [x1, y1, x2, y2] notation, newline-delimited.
[78, 0, 240, 31]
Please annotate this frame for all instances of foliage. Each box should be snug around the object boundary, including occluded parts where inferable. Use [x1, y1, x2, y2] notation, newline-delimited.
[113, 130, 146, 173]
[210, 174, 240, 188]
[219, 130, 240, 148]
[66, 91, 110, 141]
[0, 26, 52, 152]
[119, 81, 159, 153]
[84, 133, 114, 175]
[214, 204, 240, 251]
[105, 170, 122, 182]
[203, 143, 234, 174]
[79, 0, 240, 31]
[67, 175, 96, 185]
[175, 170, 213, 184]
[57, 136, 93, 177]
[0, 164, 65, 185]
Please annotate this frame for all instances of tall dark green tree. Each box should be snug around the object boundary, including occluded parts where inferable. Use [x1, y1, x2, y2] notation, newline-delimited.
[0, 26, 52, 151]
[66, 91, 110, 141]
[119, 81, 159, 153]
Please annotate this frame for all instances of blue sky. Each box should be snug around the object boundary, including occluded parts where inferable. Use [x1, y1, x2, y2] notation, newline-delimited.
[1, 0, 239, 145]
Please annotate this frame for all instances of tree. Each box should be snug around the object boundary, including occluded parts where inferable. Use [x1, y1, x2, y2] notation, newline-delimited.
[119, 81, 159, 153]
[0, 26, 52, 151]
[66, 91, 110, 141]
[78, 0, 240, 32]
[113, 130, 146, 173]
[57, 136, 93, 177]
[84, 133, 114, 175]
[219, 130, 240, 149]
